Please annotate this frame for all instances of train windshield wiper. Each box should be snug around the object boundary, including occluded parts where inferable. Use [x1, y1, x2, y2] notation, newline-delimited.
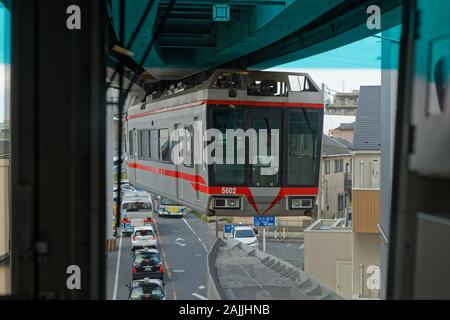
[301, 108, 316, 159]
[302, 108, 312, 131]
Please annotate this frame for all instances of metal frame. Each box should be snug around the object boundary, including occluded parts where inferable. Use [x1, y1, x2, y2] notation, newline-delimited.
[10, 0, 106, 299]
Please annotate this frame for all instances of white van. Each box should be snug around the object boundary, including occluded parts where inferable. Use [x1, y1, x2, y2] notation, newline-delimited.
[120, 191, 154, 235]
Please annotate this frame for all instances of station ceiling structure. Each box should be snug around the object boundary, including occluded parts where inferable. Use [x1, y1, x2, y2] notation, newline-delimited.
[107, 0, 402, 84]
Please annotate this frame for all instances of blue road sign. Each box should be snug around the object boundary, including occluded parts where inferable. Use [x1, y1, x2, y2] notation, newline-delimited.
[253, 216, 276, 227]
[224, 224, 234, 235]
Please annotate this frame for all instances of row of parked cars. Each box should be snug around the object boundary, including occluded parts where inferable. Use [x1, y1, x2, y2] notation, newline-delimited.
[116, 184, 187, 300]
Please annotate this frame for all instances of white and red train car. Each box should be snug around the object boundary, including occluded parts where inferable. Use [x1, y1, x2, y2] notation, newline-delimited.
[125, 70, 323, 216]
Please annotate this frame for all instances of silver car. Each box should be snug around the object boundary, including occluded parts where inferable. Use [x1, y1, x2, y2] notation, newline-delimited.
[131, 225, 157, 250]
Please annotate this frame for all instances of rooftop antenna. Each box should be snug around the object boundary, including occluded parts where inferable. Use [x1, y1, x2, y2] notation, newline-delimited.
[341, 79, 345, 92]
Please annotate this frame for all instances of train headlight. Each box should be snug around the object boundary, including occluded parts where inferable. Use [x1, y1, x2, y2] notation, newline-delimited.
[226, 198, 239, 208]
[213, 197, 240, 209]
[289, 197, 314, 210]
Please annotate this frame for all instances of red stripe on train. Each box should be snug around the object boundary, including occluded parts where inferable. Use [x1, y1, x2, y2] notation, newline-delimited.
[128, 162, 206, 185]
[129, 162, 317, 215]
[191, 183, 318, 215]
[263, 187, 318, 214]
[190, 184, 260, 214]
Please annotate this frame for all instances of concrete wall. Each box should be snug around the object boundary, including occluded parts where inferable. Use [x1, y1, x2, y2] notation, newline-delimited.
[320, 155, 352, 219]
[0, 159, 10, 295]
[304, 229, 352, 296]
[353, 152, 381, 189]
[352, 233, 381, 299]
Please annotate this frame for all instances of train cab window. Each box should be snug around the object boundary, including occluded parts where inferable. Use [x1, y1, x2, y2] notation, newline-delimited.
[159, 129, 171, 162]
[213, 72, 241, 89]
[247, 80, 287, 96]
[288, 75, 317, 92]
[286, 110, 321, 186]
[251, 109, 281, 187]
[210, 106, 246, 185]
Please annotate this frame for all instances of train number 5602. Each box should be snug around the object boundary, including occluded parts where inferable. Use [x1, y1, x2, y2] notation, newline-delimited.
[221, 187, 237, 194]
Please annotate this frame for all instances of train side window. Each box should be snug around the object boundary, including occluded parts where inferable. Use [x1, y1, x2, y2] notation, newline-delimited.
[213, 72, 241, 89]
[147, 130, 152, 159]
[159, 128, 171, 163]
[247, 79, 287, 96]
[138, 130, 150, 159]
[184, 125, 194, 168]
[288, 75, 317, 92]
[129, 130, 133, 157]
[150, 130, 159, 161]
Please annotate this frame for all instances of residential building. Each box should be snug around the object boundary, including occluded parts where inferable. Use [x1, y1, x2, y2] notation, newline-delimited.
[304, 86, 382, 300]
[319, 135, 352, 219]
[304, 219, 352, 299]
[326, 90, 359, 116]
[351, 85, 382, 299]
[329, 122, 354, 143]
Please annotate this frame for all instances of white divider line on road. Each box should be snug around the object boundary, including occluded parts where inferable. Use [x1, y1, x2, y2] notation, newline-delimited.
[192, 293, 208, 300]
[112, 232, 123, 300]
[182, 217, 209, 254]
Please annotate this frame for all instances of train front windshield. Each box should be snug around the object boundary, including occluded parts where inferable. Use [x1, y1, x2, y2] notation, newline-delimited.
[208, 105, 322, 187]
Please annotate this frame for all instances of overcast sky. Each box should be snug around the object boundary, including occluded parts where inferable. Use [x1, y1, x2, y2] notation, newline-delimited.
[268, 34, 382, 133]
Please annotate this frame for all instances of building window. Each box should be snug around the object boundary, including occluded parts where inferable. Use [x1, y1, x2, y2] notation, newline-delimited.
[325, 160, 330, 174]
[334, 159, 343, 173]
[371, 159, 379, 188]
[338, 193, 344, 211]
[360, 160, 364, 187]
[345, 162, 351, 174]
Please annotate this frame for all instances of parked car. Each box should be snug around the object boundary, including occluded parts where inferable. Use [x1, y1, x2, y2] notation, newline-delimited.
[127, 278, 166, 300]
[131, 225, 157, 251]
[132, 248, 164, 280]
[231, 225, 259, 248]
[156, 196, 187, 217]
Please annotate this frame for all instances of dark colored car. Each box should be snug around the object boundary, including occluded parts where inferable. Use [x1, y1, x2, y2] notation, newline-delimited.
[132, 248, 164, 280]
[127, 278, 166, 300]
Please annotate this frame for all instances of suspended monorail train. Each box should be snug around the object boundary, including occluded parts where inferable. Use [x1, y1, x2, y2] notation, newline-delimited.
[125, 70, 323, 216]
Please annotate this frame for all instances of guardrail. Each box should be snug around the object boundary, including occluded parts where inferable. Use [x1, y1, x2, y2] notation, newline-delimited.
[207, 237, 344, 300]
[207, 237, 227, 300]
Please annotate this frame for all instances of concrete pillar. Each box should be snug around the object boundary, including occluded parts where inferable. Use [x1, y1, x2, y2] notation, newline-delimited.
[106, 88, 119, 251]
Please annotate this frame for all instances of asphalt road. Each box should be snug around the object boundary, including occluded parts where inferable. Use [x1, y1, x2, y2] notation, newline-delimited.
[106, 213, 216, 300]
